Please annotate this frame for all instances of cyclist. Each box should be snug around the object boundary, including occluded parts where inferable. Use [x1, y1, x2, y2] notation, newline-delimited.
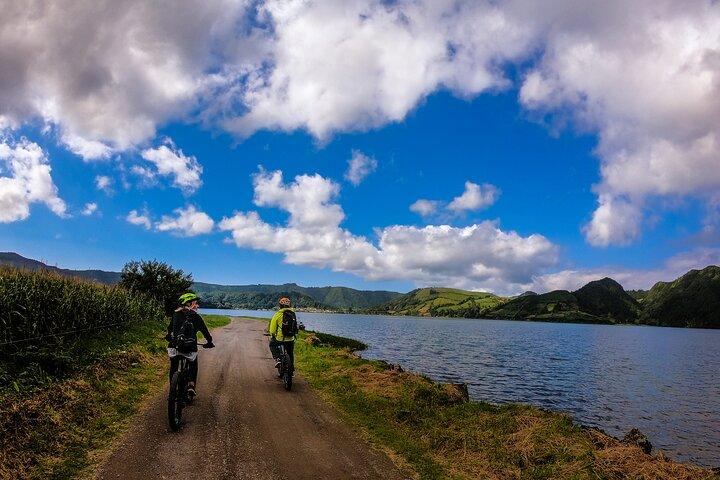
[166, 292, 214, 397]
[268, 297, 297, 372]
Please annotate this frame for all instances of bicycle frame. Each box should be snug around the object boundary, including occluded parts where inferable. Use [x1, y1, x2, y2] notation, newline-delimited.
[278, 343, 294, 391]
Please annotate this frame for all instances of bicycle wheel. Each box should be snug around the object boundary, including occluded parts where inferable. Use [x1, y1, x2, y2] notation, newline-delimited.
[168, 371, 184, 431]
[282, 354, 292, 391]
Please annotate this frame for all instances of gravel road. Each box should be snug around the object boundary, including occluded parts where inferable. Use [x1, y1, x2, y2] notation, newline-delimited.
[94, 317, 408, 480]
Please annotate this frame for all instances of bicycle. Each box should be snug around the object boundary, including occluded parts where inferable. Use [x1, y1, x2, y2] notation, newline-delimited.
[264, 333, 294, 391]
[168, 343, 211, 431]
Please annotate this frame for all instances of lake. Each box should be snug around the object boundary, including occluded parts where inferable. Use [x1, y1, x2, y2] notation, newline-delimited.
[201, 308, 720, 467]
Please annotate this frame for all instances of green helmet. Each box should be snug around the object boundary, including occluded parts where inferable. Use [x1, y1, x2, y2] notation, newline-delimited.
[179, 292, 199, 305]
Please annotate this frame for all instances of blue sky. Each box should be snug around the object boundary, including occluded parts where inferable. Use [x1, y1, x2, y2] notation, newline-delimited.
[1, 1, 719, 295]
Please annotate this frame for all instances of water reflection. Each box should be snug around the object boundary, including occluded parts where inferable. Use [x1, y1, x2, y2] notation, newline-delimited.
[202, 309, 720, 467]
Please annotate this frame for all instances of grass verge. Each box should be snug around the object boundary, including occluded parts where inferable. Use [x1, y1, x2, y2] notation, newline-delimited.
[0, 314, 230, 480]
[295, 330, 718, 480]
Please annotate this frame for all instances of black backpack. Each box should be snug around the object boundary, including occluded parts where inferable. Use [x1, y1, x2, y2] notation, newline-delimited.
[174, 311, 197, 353]
[281, 310, 298, 338]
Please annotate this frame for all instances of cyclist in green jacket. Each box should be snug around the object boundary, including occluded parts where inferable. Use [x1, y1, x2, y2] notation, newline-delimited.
[268, 297, 297, 371]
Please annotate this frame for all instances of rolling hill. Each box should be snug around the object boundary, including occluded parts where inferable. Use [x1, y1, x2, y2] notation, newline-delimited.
[366, 287, 507, 317]
[639, 266, 720, 328]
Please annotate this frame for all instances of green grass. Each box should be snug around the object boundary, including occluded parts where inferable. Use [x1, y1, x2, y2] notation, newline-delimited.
[0, 313, 231, 480]
[294, 330, 717, 480]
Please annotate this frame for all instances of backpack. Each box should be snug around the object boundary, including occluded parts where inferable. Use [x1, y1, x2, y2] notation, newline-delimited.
[281, 309, 298, 338]
[174, 311, 197, 353]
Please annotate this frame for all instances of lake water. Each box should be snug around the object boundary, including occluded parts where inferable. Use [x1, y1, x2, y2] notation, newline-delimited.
[201, 308, 720, 467]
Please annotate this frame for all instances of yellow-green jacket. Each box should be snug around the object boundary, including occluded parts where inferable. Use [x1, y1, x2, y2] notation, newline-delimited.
[268, 307, 297, 341]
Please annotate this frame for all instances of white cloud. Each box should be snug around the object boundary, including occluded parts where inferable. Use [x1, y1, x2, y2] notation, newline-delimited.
[412, 181, 500, 217]
[448, 181, 500, 212]
[531, 247, 720, 293]
[0, 0, 248, 152]
[583, 195, 643, 247]
[220, 170, 558, 295]
[410, 199, 441, 217]
[140, 141, 202, 192]
[3, 0, 719, 247]
[0, 137, 67, 222]
[224, 1, 530, 139]
[81, 202, 98, 216]
[127, 209, 152, 230]
[61, 133, 113, 161]
[515, 1, 720, 245]
[95, 175, 113, 192]
[344, 150, 377, 186]
[155, 205, 215, 236]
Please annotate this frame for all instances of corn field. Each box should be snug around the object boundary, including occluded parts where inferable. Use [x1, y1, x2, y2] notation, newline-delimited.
[0, 267, 164, 348]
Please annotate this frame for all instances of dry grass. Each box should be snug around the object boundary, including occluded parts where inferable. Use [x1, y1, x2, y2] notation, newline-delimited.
[0, 348, 165, 480]
[296, 337, 719, 480]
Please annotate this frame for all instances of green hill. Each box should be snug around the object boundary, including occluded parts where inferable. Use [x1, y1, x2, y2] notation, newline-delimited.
[640, 266, 720, 328]
[367, 287, 507, 317]
[489, 278, 640, 324]
[197, 288, 331, 310]
[574, 278, 641, 322]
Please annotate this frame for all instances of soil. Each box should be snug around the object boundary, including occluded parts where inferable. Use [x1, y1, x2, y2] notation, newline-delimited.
[93, 317, 409, 480]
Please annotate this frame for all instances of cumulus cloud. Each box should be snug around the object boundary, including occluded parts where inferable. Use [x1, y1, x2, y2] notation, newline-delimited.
[0, 137, 67, 222]
[220, 170, 558, 295]
[155, 205, 215, 236]
[412, 181, 500, 217]
[448, 181, 500, 212]
[0, 0, 249, 158]
[344, 150, 377, 186]
[515, 1, 720, 245]
[410, 199, 441, 217]
[3, 0, 719, 247]
[531, 247, 720, 293]
[95, 175, 113, 192]
[140, 141, 203, 192]
[127, 209, 152, 230]
[81, 202, 98, 216]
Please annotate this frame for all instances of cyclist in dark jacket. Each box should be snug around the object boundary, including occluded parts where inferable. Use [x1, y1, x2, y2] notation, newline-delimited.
[166, 292, 214, 397]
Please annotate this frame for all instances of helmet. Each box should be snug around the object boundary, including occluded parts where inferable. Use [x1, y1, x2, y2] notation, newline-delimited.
[279, 297, 291, 307]
[179, 292, 199, 305]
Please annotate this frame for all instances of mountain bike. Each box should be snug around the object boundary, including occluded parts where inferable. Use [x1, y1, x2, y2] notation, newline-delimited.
[168, 343, 211, 431]
[264, 333, 294, 391]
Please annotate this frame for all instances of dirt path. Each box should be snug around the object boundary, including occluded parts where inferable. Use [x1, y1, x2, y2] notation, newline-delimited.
[94, 317, 408, 480]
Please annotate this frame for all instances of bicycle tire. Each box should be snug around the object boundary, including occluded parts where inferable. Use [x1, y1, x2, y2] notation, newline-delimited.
[168, 371, 184, 431]
[282, 354, 292, 391]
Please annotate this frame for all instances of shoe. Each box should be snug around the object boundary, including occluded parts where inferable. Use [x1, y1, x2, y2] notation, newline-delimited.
[274, 359, 281, 368]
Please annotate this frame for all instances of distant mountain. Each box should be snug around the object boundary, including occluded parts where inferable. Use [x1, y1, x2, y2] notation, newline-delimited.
[3, 252, 718, 327]
[193, 282, 400, 310]
[574, 278, 640, 323]
[640, 266, 720, 328]
[366, 287, 507, 317]
[0, 253, 400, 311]
[197, 289, 332, 310]
[489, 278, 640, 324]
[0, 252, 122, 284]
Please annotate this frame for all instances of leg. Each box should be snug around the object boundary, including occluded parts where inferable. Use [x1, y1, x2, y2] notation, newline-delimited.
[188, 358, 198, 386]
[284, 341, 295, 372]
[269, 338, 282, 360]
[169, 357, 179, 383]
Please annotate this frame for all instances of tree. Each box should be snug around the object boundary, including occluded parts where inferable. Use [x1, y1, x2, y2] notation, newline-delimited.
[119, 260, 193, 315]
